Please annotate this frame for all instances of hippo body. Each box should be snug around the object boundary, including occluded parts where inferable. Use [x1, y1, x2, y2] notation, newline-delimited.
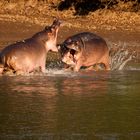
[0, 18, 61, 74]
[60, 32, 110, 72]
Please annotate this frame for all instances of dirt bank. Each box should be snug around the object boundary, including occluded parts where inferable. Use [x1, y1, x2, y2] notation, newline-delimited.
[0, 1, 140, 32]
[0, 10, 140, 32]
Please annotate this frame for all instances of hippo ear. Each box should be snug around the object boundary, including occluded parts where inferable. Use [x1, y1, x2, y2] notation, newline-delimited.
[51, 17, 63, 29]
[67, 38, 72, 43]
[73, 41, 81, 51]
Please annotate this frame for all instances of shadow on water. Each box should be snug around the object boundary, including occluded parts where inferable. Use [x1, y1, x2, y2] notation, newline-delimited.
[0, 21, 140, 140]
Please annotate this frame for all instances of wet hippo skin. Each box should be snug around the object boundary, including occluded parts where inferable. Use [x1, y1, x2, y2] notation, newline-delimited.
[0, 18, 62, 75]
[59, 32, 110, 72]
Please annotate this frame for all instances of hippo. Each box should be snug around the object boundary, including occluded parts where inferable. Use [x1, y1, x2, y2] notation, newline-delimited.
[59, 32, 110, 72]
[0, 18, 62, 75]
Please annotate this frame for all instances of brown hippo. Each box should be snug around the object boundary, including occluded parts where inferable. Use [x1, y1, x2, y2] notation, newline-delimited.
[59, 32, 110, 72]
[0, 18, 62, 75]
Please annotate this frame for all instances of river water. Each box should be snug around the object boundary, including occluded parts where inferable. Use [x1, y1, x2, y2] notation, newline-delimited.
[0, 21, 140, 140]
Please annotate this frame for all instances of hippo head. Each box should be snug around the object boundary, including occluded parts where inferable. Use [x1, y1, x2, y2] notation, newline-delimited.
[64, 37, 85, 53]
[58, 39, 83, 66]
[45, 18, 62, 52]
[61, 49, 76, 66]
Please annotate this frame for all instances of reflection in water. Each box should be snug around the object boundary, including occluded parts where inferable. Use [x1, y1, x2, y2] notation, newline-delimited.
[11, 76, 58, 97]
[60, 77, 108, 97]
[0, 70, 140, 139]
[6, 71, 109, 97]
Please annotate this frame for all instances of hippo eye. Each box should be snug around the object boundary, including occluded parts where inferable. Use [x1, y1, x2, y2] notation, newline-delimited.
[45, 26, 49, 30]
[45, 26, 53, 34]
[45, 26, 51, 32]
[74, 41, 79, 45]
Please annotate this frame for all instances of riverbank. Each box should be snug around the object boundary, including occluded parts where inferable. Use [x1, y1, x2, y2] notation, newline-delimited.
[0, 9, 140, 32]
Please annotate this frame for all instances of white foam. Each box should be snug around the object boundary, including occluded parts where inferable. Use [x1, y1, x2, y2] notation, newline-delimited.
[124, 66, 140, 71]
[45, 69, 78, 77]
[109, 43, 137, 70]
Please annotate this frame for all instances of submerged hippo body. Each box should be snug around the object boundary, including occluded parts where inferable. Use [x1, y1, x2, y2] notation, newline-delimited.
[59, 32, 110, 72]
[0, 18, 62, 74]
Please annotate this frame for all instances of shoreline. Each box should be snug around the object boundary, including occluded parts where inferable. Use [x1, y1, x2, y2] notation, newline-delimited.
[0, 9, 140, 32]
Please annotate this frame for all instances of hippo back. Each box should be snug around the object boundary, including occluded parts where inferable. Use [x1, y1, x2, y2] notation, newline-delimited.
[60, 32, 107, 57]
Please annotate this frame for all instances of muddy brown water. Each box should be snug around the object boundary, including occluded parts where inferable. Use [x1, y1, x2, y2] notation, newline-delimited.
[0, 21, 140, 140]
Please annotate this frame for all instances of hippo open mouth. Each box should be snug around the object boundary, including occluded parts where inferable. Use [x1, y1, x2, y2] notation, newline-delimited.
[69, 49, 77, 64]
[70, 49, 76, 57]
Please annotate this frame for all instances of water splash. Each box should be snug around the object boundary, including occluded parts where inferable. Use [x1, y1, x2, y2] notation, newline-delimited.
[109, 42, 137, 70]
[0, 42, 138, 76]
[45, 59, 78, 76]
[46, 60, 64, 70]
